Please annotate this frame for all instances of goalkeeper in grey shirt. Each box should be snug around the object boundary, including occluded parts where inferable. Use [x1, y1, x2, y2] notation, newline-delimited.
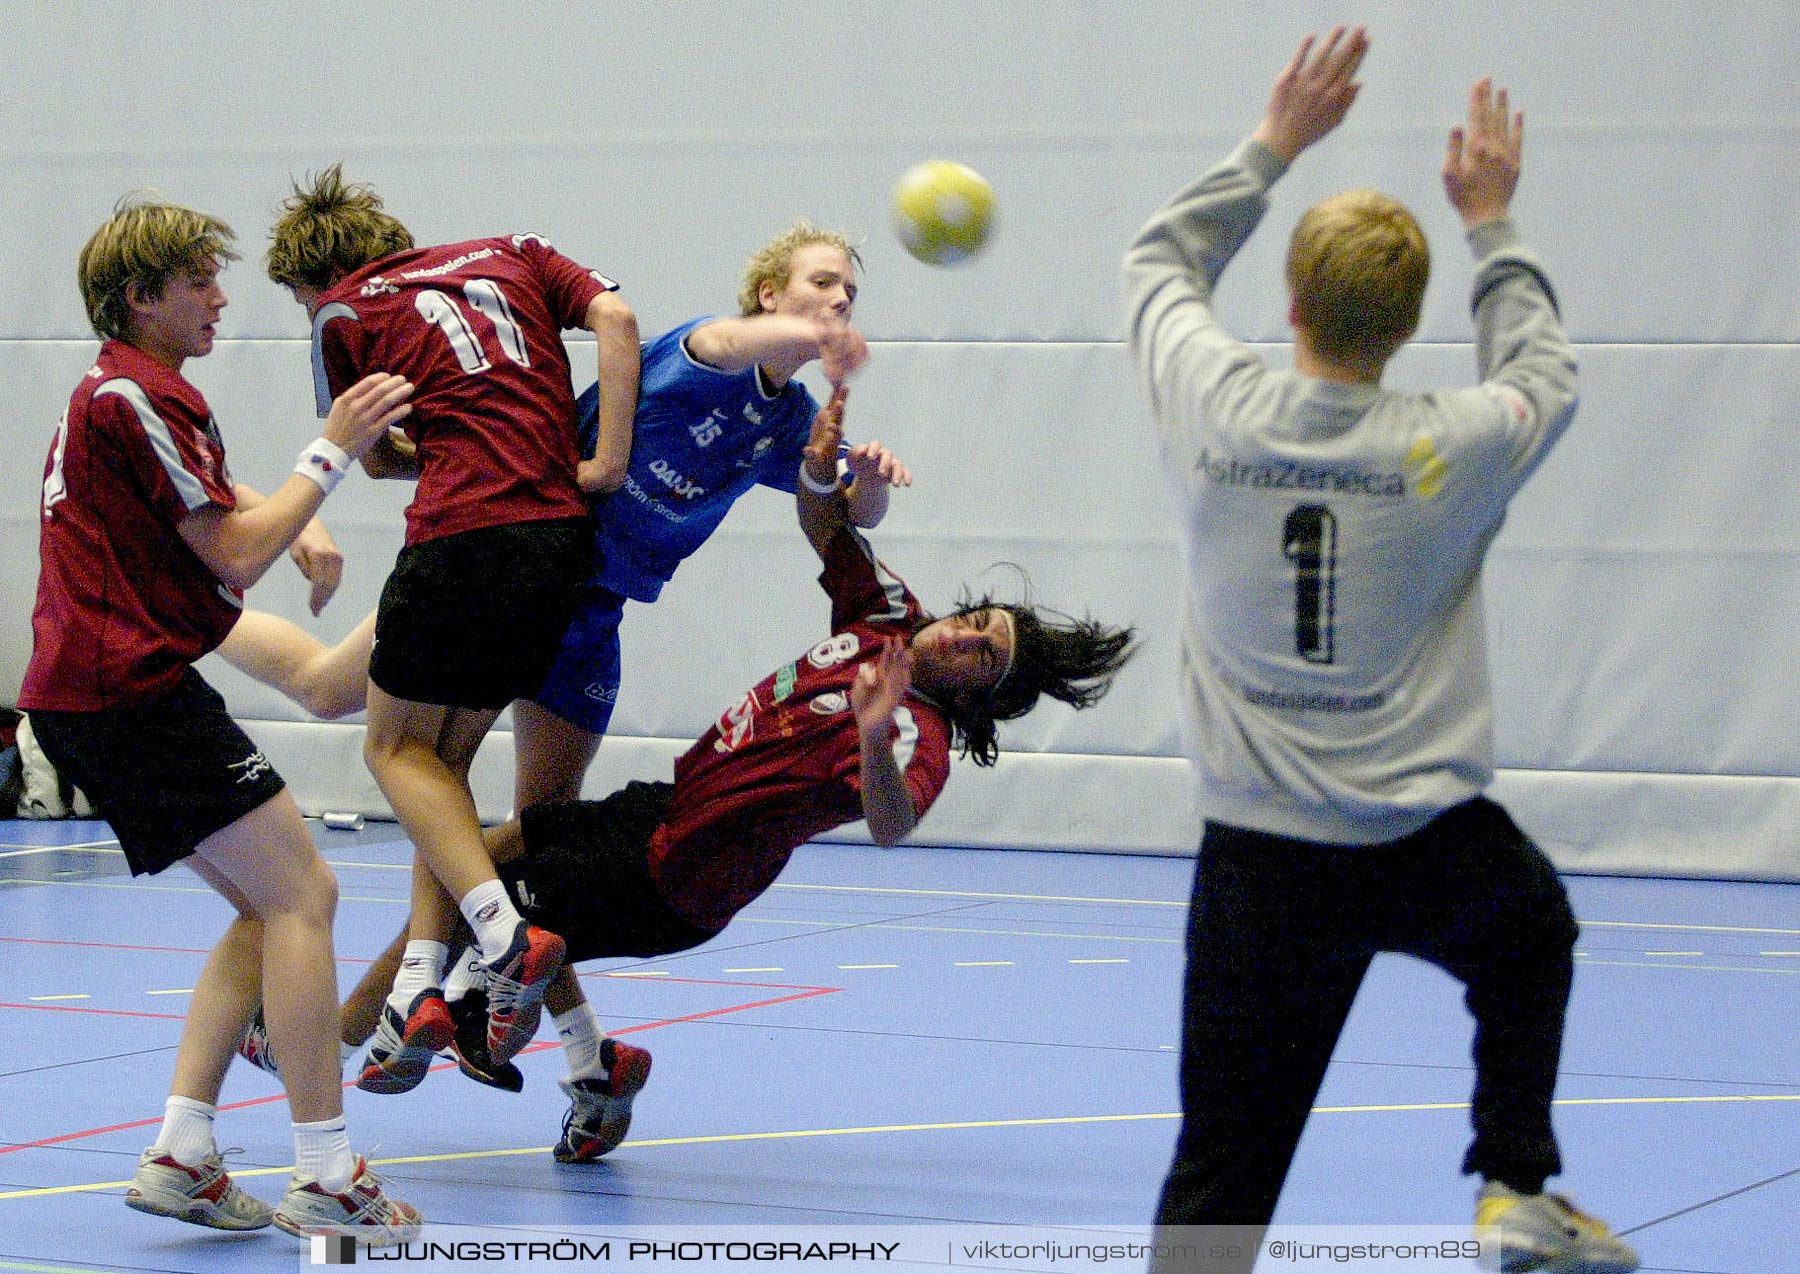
[1123, 27, 1637, 1274]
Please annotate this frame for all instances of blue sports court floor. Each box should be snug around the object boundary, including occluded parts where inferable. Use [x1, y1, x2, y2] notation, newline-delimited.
[0, 816, 1794, 1272]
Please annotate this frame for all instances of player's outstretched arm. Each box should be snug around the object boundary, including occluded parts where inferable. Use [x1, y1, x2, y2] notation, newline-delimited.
[797, 384, 851, 557]
[180, 373, 412, 591]
[1250, 25, 1370, 164]
[842, 439, 912, 529]
[851, 637, 921, 846]
[1443, 77, 1523, 229]
[686, 313, 869, 384]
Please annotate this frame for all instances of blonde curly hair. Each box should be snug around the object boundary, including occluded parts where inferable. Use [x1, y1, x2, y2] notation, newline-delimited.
[737, 220, 862, 316]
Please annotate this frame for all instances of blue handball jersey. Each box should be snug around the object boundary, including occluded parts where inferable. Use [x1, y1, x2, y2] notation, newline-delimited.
[576, 316, 822, 603]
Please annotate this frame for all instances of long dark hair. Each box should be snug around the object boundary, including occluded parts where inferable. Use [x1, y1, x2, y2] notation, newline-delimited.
[920, 587, 1137, 767]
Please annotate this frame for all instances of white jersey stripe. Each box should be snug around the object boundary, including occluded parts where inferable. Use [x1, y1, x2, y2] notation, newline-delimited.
[310, 301, 359, 415]
[891, 703, 920, 775]
[93, 379, 209, 511]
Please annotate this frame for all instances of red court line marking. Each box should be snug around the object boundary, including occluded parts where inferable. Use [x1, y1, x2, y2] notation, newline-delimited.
[1, 981, 844, 1156]
[0, 1002, 186, 1021]
[0, 935, 374, 962]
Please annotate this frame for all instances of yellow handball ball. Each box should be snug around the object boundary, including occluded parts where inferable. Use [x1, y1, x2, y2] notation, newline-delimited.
[891, 160, 996, 267]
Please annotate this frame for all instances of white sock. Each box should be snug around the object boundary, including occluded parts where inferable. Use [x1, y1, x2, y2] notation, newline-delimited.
[391, 940, 449, 1002]
[292, 1115, 355, 1192]
[338, 1038, 357, 1069]
[152, 1095, 217, 1167]
[553, 1003, 606, 1081]
[443, 945, 485, 1002]
[460, 880, 524, 963]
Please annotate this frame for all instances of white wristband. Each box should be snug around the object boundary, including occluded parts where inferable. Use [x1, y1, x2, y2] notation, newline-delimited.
[799, 462, 841, 495]
[295, 438, 353, 495]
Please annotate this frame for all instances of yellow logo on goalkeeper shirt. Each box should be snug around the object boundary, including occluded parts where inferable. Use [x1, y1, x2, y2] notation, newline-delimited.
[1404, 436, 1447, 500]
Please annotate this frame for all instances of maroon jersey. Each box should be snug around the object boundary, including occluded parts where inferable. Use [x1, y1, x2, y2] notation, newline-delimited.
[19, 340, 243, 711]
[650, 528, 953, 931]
[311, 235, 614, 544]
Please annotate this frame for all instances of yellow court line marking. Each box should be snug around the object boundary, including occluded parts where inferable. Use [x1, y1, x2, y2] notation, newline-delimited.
[9, 1095, 1798, 1203]
[1761, 951, 1800, 957]
[27, 995, 90, 1003]
[0, 1259, 131, 1274]
[143, 989, 193, 996]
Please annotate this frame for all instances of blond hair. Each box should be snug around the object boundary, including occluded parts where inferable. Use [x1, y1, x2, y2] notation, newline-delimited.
[266, 163, 413, 290]
[1285, 189, 1429, 368]
[737, 220, 862, 316]
[78, 196, 239, 341]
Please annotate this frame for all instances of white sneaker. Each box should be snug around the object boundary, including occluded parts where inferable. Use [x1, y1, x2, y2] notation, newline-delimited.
[1475, 1181, 1639, 1273]
[273, 1156, 421, 1246]
[124, 1148, 272, 1230]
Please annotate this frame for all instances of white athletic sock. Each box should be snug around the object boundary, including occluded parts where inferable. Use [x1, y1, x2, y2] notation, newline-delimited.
[443, 945, 485, 1002]
[460, 881, 524, 964]
[292, 1115, 355, 1193]
[391, 940, 449, 1002]
[152, 1095, 217, 1167]
[553, 1003, 606, 1081]
[338, 1038, 357, 1069]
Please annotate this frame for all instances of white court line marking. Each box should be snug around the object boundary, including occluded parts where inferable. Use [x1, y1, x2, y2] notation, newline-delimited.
[145, 989, 194, 996]
[723, 967, 786, 973]
[1575, 956, 1799, 975]
[0, 842, 120, 858]
[838, 964, 898, 970]
[605, 970, 670, 978]
[1761, 951, 1800, 957]
[1070, 958, 1130, 964]
[1584, 919, 1800, 937]
[954, 961, 1014, 967]
[1644, 950, 1705, 957]
[28, 994, 90, 1002]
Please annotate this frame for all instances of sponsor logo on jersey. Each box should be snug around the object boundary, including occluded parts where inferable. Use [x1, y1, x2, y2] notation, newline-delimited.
[618, 473, 689, 523]
[736, 436, 775, 470]
[1197, 447, 1406, 498]
[227, 751, 272, 784]
[582, 682, 619, 703]
[1402, 436, 1448, 500]
[359, 276, 399, 297]
[648, 458, 705, 500]
[808, 692, 850, 715]
[742, 403, 763, 425]
[772, 663, 798, 703]
[398, 247, 499, 281]
[714, 689, 761, 753]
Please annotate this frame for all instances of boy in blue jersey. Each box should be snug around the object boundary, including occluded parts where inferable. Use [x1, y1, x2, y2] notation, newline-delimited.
[514, 220, 903, 809]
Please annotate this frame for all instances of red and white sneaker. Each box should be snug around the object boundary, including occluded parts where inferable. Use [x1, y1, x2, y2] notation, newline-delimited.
[273, 1156, 421, 1245]
[481, 922, 565, 1064]
[125, 1148, 273, 1230]
[356, 990, 453, 1095]
[553, 1039, 652, 1163]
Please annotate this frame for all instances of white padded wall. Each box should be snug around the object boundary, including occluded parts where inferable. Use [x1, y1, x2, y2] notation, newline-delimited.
[4, 3, 1797, 878]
